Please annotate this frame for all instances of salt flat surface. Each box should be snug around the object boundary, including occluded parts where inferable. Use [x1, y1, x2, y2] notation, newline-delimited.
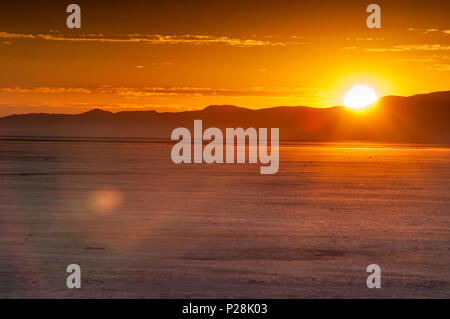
[0, 140, 449, 298]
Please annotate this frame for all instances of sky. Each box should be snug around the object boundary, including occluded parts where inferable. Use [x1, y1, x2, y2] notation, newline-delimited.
[0, 0, 449, 115]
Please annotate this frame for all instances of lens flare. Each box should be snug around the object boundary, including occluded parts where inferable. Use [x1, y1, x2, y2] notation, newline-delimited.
[91, 189, 124, 215]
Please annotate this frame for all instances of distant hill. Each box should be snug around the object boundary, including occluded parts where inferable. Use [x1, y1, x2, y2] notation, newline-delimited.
[0, 91, 449, 143]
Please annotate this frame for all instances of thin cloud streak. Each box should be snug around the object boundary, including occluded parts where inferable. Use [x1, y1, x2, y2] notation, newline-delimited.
[0, 31, 35, 39]
[0, 86, 324, 98]
[0, 32, 285, 47]
[0, 87, 91, 94]
[366, 44, 450, 52]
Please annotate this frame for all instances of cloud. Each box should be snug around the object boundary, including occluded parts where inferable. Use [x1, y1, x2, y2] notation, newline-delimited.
[94, 86, 323, 98]
[0, 31, 284, 47]
[367, 44, 450, 52]
[394, 57, 434, 63]
[354, 37, 384, 41]
[0, 87, 92, 94]
[0, 86, 324, 98]
[428, 64, 450, 71]
[407, 28, 450, 36]
[0, 32, 35, 39]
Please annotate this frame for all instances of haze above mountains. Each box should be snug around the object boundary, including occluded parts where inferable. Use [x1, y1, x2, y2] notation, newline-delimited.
[0, 91, 449, 143]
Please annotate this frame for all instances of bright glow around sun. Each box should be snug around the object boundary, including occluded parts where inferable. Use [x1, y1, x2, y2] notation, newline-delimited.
[344, 85, 378, 110]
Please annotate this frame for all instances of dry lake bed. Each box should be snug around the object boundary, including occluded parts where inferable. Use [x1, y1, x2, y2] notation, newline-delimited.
[0, 139, 449, 298]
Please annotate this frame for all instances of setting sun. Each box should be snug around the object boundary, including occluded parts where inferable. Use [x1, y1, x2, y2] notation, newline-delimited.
[344, 85, 378, 110]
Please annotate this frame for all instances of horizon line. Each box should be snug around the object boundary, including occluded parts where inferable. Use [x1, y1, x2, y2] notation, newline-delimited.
[1, 90, 449, 119]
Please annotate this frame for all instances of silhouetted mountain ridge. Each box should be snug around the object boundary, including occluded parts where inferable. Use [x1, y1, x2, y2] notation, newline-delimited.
[0, 91, 448, 143]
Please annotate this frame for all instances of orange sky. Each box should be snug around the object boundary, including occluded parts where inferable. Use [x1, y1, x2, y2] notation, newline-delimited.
[0, 0, 449, 116]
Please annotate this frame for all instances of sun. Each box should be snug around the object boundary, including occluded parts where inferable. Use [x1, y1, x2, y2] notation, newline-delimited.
[344, 85, 378, 110]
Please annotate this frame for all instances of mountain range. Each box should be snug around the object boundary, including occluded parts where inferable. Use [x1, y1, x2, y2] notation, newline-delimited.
[0, 91, 449, 143]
